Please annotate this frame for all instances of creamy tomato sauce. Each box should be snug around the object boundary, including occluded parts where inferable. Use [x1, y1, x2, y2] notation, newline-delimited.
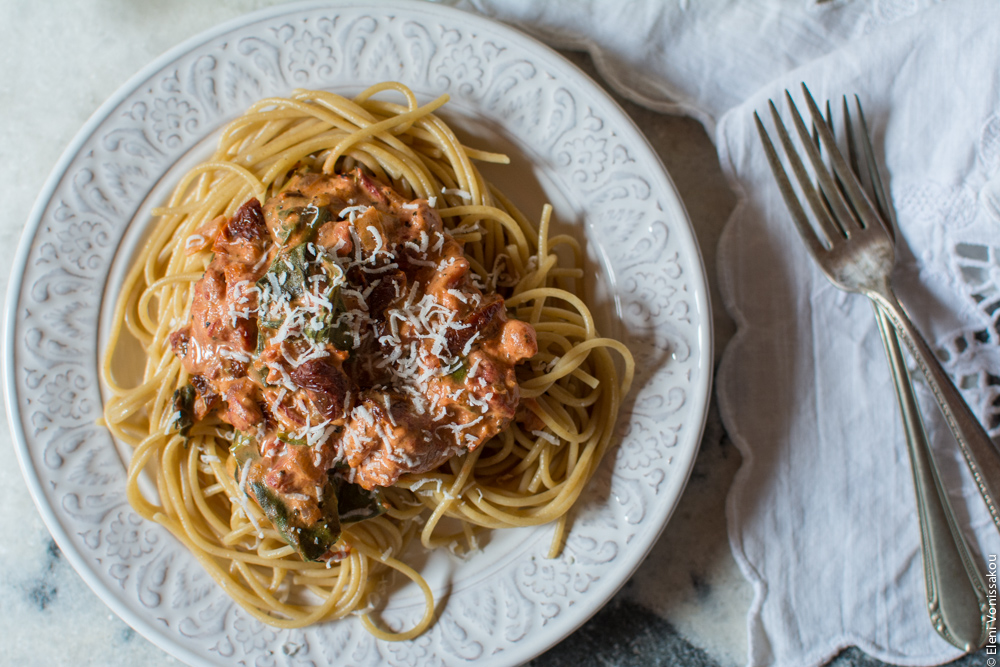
[169, 169, 537, 559]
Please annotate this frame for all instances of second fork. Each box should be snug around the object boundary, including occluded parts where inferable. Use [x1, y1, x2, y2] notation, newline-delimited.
[755, 87, 990, 651]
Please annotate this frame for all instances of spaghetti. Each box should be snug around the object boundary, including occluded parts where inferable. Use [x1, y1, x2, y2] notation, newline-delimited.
[100, 83, 634, 640]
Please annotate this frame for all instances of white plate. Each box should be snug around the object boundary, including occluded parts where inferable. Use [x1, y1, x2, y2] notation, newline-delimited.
[4, 2, 712, 665]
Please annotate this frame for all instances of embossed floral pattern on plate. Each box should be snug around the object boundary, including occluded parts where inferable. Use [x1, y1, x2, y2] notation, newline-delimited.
[5, 2, 712, 666]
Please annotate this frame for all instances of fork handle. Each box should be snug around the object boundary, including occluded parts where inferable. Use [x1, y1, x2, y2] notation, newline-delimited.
[867, 282, 1000, 537]
[873, 304, 987, 651]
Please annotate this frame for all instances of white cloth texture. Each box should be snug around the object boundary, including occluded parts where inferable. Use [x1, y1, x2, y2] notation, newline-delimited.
[446, 1, 1000, 666]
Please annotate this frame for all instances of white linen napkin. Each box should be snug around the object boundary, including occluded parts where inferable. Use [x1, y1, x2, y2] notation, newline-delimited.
[448, 1, 1000, 665]
[451, 0, 941, 128]
[716, 4, 1000, 665]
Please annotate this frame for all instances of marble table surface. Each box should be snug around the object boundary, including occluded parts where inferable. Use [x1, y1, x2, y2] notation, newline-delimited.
[0, 2, 987, 666]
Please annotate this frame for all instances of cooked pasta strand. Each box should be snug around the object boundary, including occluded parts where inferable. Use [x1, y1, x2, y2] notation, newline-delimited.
[101, 84, 634, 637]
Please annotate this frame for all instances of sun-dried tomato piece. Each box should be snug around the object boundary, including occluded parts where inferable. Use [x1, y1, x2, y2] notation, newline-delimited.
[447, 295, 505, 355]
[225, 198, 267, 242]
[291, 358, 349, 420]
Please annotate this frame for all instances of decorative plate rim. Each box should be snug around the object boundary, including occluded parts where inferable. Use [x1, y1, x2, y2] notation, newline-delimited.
[4, 2, 713, 665]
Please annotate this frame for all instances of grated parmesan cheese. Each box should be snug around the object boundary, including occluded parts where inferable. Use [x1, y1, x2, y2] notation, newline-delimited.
[532, 430, 561, 446]
[185, 234, 206, 251]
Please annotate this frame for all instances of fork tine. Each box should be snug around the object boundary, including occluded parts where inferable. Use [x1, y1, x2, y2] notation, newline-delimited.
[765, 100, 842, 248]
[854, 95, 898, 238]
[817, 98, 858, 238]
[754, 111, 829, 257]
[809, 105, 837, 228]
[842, 96, 861, 181]
[785, 89, 863, 237]
[810, 103, 828, 149]
[799, 83, 884, 233]
[826, 97, 867, 233]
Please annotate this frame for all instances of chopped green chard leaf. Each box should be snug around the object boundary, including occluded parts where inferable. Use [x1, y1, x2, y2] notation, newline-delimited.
[254, 326, 267, 358]
[256, 243, 311, 304]
[319, 257, 345, 291]
[275, 213, 297, 244]
[334, 476, 389, 524]
[449, 359, 468, 383]
[326, 323, 355, 352]
[231, 432, 260, 465]
[238, 464, 386, 562]
[302, 287, 353, 351]
[246, 361, 270, 389]
[248, 475, 342, 562]
[255, 227, 351, 358]
[276, 431, 309, 447]
[275, 203, 331, 245]
[283, 245, 310, 297]
[171, 385, 196, 436]
[300, 203, 330, 235]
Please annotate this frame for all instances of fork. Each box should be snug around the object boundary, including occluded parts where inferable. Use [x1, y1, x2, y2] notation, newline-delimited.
[755, 84, 990, 651]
